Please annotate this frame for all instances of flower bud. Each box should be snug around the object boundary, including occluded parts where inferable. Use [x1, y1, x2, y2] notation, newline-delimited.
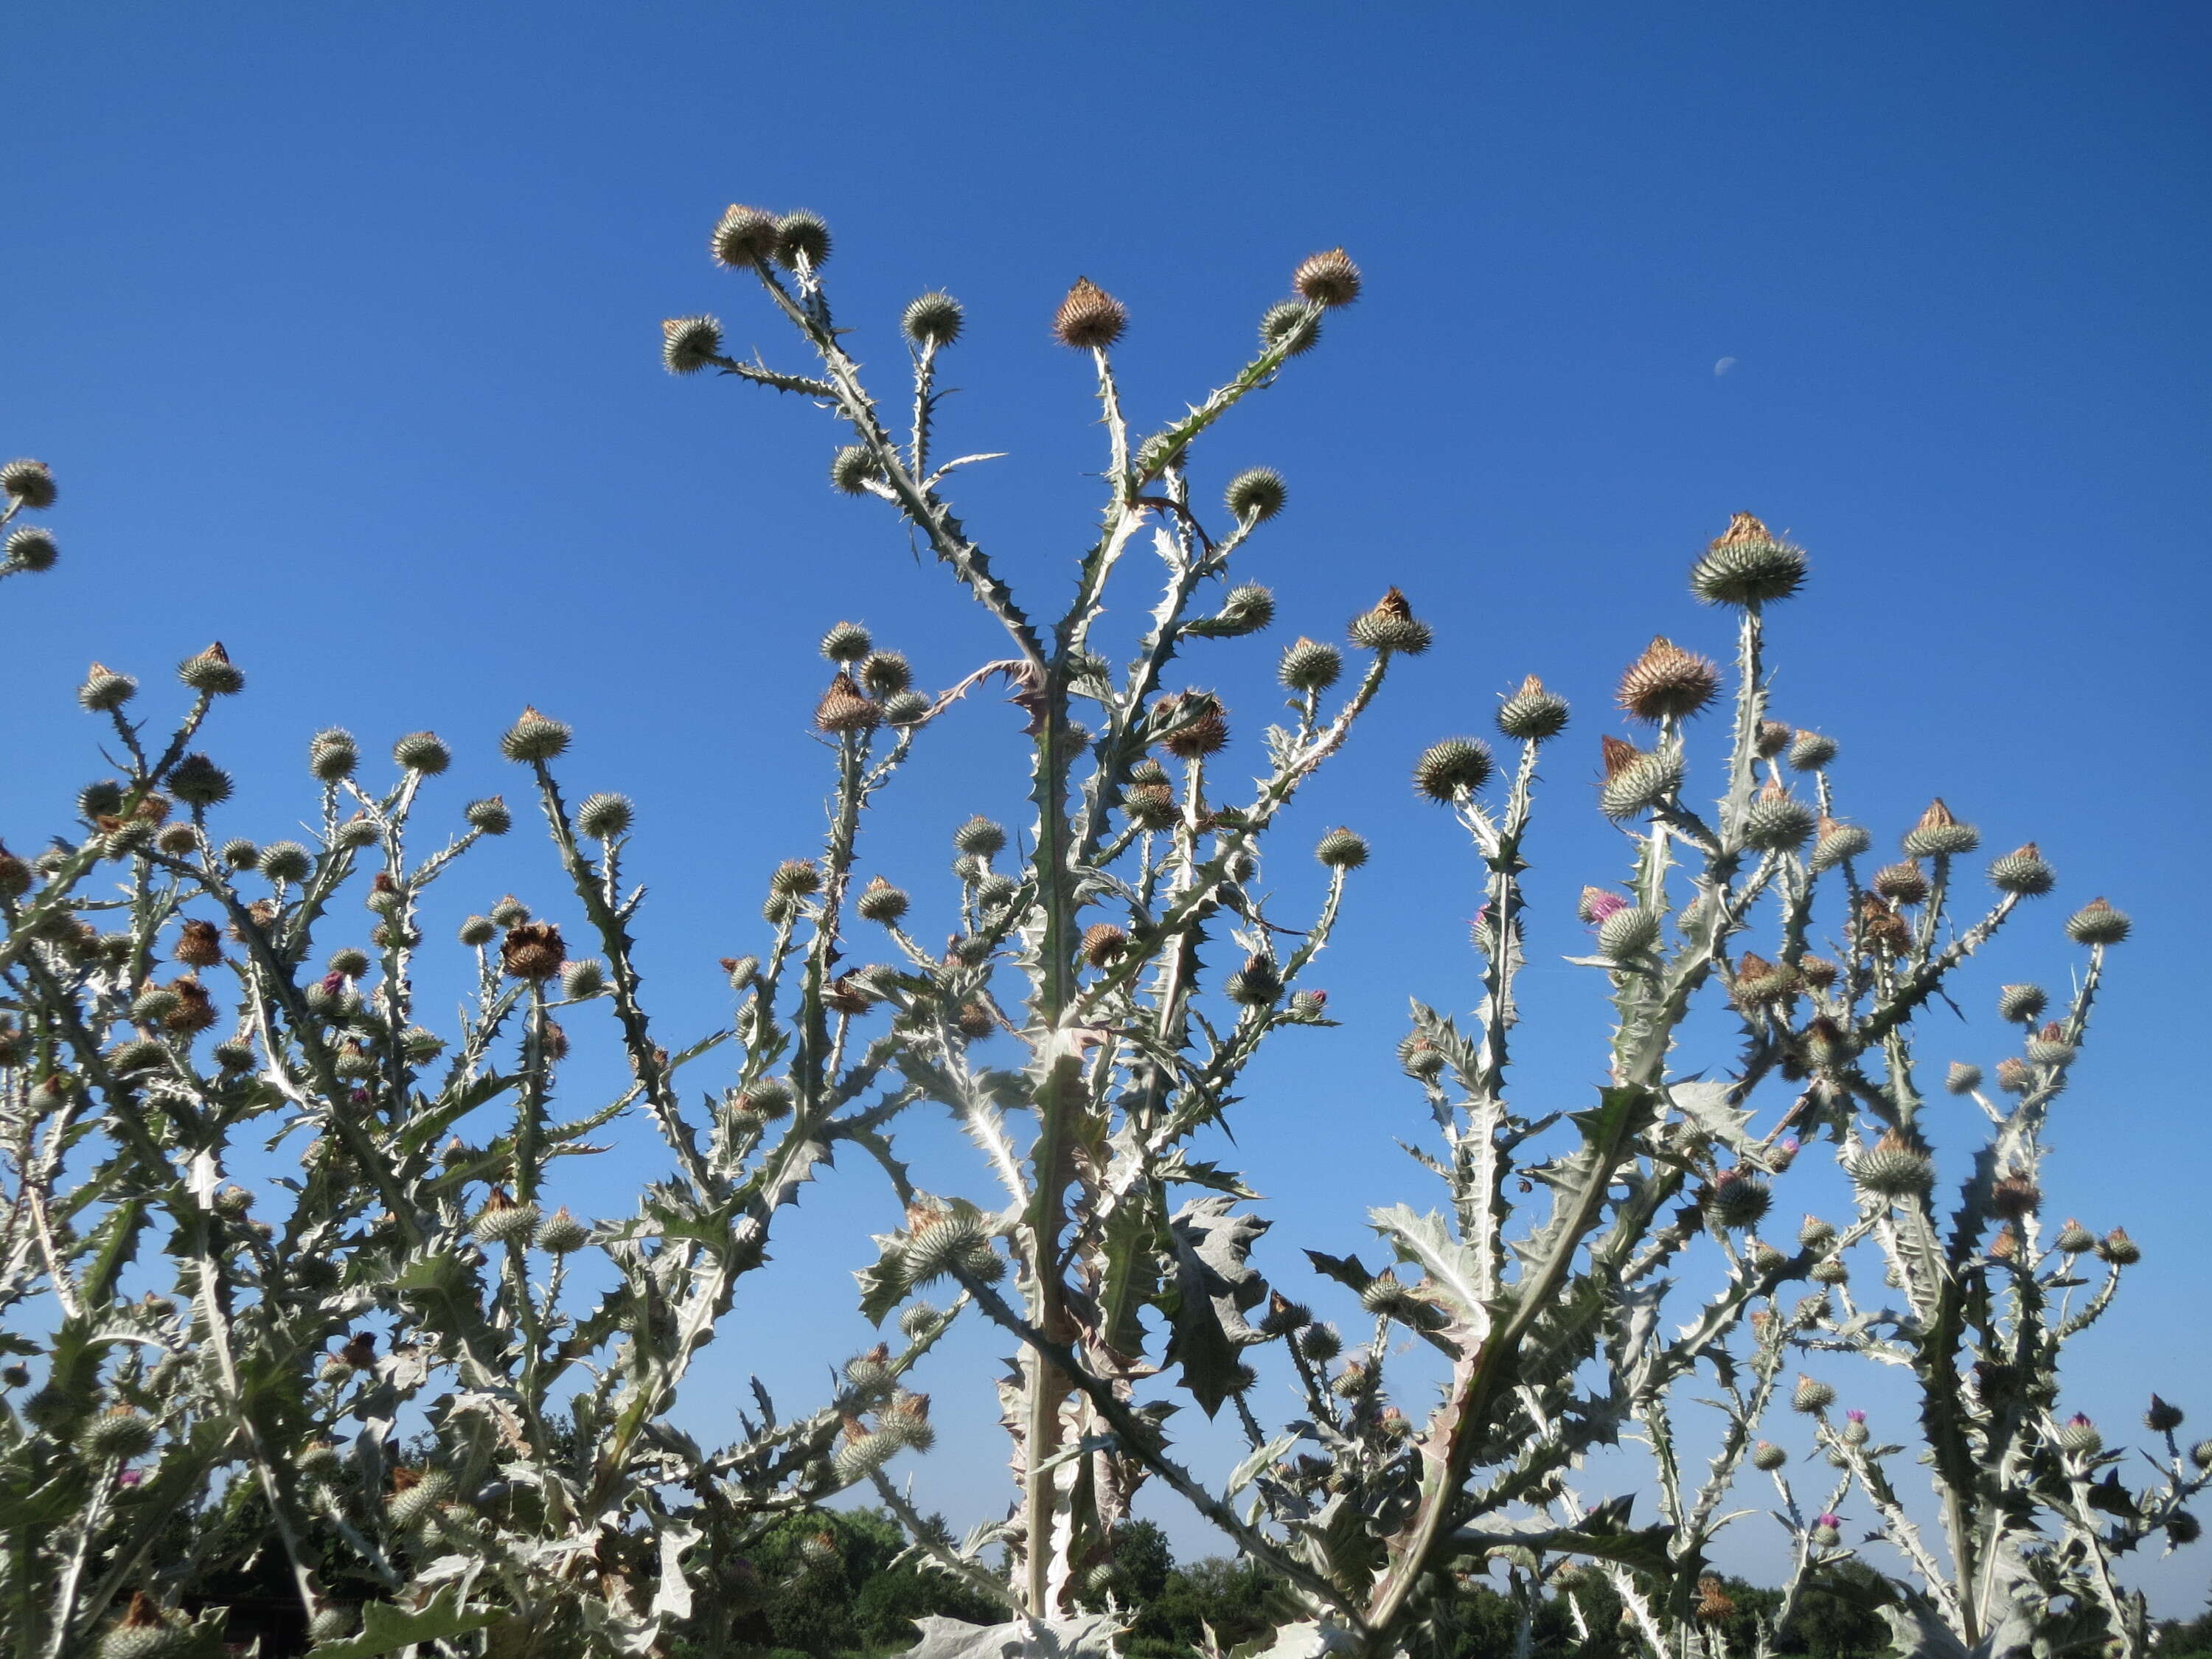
[1224, 467, 1287, 524]
[1787, 729, 1837, 771]
[773, 209, 831, 270]
[1315, 827, 1368, 870]
[2054, 1218, 2095, 1255]
[1792, 1375, 1835, 1413]
[857, 877, 909, 924]
[1752, 1441, 1787, 1471]
[902, 291, 963, 347]
[1945, 1062, 1982, 1095]
[1597, 906, 1661, 960]
[1259, 298, 1321, 356]
[259, 841, 312, 884]
[1705, 1172, 1772, 1232]
[1412, 737, 1492, 804]
[1873, 861, 1929, 906]
[1599, 738, 1683, 821]
[576, 792, 633, 841]
[1810, 818, 1871, 870]
[1279, 636, 1342, 693]
[2146, 1396, 2185, 1434]
[560, 959, 606, 999]
[537, 1208, 591, 1253]
[470, 1190, 541, 1245]
[1852, 1131, 1935, 1199]
[459, 915, 497, 947]
[1743, 785, 1817, 852]
[858, 651, 911, 698]
[167, 754, 232, 809]
[392, 732, 451, 775]
[2096, 1228, 2140, 1266]
[2056, 1413, 2103, 1456]
[830, 445, 882, 495]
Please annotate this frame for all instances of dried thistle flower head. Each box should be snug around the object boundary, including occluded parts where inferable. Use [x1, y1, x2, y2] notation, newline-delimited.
[769, 858, 821, 897]
[501, 921, 565, 982]
[1080, 922, 1128, 967]
[858, 650, 911, 697]
[1159, 692, 1228, 758]
[1349, 587, 1432, 655]
[1901, 797, 1979, 858]
[1756, 718, 1792, 759]
[1691, 512, 1808, 606]
[1053, 276, 1127, 350]
[711, 204, 781, 268]
[902, 291, 963, 348]
[1598, 739, 1683, 820]
[1874, 860, 1930, 905]
[1991, 1175, 2042, 1220]
[1616, 636, 1721, 723]
[1292, 247, 1361, 308]
[1811, 816, 1871, 870]
[815, 672, 880, 734]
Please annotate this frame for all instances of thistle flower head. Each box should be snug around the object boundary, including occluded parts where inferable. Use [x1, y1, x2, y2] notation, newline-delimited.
[858, 650, 911, 698]
[2096, 1227, 2140, 1266]
[1159, 692, 1228, 758]
[178, 641, 244, 697]
[1349, 587, 1432, 655]
[392, 731, 450, 775]
[902, 291, 964, 347]
[1989, 843, 2055, 897]
[1411, 737, 1493, 804]
[1705, 1170, 1772, 1231]
[500, 921, 565, 982]
[1902, 799, 1979, 858]
[501, 706, 571, 763]
[1852, 1130, 1935, 1199]
[6, 526, 58, 571]
[1787, 728, 1838, 770]
[1497, 674, 1571, 742]
[1, 459, 57, 509]
[1259, 298, 1322, 356]
[1279, 636, 1342, 694]
[1579, 886, 1631, 926]
[167, 754, 232, 809]
[1224, 467, 1287, 524]
[819, 619, 872, 663]
[1743, 784, 1818, 852]
[1597, 905, 1661, 960]
[710, 204, 781, 268]
[1691, 512, 1808, 606]
[856, 877, 909, 924]
[1945, 1061, 1982, 1095]
[1316, 827, 1368, 870]
[576, 792, 633, 841]
[1292, 247, 1361, 307]
[773, 209, 832, 270]
[1873, 860, 1930, 906]
[2065, 897, 2131, 946]
[1617, 636, 1721, 723]
[1053, 277, 1127, 350]
[1598, 738, 1683, 820]
[815, 672, 880, 734]
[1792, 1374, 1836, 1413]
[661, 314, 722, 374]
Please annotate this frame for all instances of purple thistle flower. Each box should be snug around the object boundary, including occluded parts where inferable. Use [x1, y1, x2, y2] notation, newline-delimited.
[1579, 886, 1631, 927]
[1815, 1512, 1841, 1528]
[1847, 1409, 1866, 1424]
[116, 1467, 142, 1487]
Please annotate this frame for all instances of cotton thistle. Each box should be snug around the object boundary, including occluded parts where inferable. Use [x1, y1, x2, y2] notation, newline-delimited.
[1615, 636, 1721, 723]
[1225, 467, 1287, 523]
[1349, 587, 1432, 655]
[902, 291, 964, 347]
[1902, 799, 1979, 858]
[1690, 512, 1808, 606]
[1053, 277, 1127, 350]
[1292, 247, 1362, 307]
[1496, 674, 1571, 741]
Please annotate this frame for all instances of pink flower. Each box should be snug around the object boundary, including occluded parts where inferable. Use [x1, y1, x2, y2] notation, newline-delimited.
[1846, 1409, 1866, 1424]
[116, 1467, 142, 1487]
[319, 971, 347, 995]
[1579, 886, 1630, 926]
[1815, 1512, 1841, 1528]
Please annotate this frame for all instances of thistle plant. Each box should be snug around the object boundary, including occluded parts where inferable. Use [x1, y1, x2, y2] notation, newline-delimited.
[0, 552, 973, 1656]
[0, 206, 2183, 1659]
[667, 209, 1405, 1650]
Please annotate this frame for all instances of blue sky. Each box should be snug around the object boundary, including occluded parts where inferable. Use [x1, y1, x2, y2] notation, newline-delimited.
[7, 1, 2209, 1613]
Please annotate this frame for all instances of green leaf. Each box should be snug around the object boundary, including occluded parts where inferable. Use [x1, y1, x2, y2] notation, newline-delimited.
[1157, 1194, 1270, 1418]
[309, 1586, 499, 1659]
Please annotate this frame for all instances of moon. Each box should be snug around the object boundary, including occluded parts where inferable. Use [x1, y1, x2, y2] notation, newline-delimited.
[1713, 356, 1738, 377]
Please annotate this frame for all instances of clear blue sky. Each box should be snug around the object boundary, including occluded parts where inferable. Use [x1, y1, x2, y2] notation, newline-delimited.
[8, 1, 2208, 1613]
